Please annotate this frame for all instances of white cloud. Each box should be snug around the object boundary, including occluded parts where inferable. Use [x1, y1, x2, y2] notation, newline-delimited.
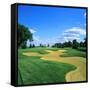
[58, 27, 86, 42]
[33, 35, 41, 42]
[28, 28, 59, 46]
[64, 36, 80, 41]
[33, 35, 43, 46]
[63, 33, 79, 37]
[32, 36, 59, 46]
[27, 35, 41, 46]
[27, 27, 86, 46]
[29, 28, 36, 34]
[42, 38, 57, 46]
[64, 27, 86, 35]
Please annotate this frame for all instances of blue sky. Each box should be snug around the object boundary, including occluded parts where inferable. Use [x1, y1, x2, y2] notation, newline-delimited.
[18, 5, 86, 46]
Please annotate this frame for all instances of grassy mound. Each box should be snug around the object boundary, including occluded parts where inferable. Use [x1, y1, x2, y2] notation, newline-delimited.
[60, 48, 86, 58]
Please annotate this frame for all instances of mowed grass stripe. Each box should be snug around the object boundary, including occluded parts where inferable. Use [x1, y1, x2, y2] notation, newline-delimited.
[18, 55, 76, 85]
[18, 47, 86, 85]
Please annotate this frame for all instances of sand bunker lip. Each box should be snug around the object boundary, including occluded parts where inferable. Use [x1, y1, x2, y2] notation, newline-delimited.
[23, 50, 86, 82]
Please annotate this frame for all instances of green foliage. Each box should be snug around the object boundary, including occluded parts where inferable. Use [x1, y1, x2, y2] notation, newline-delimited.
[52, 41, 72, 48]
[21, 41, 27, 49]
[29, 44, 35, 48]
[79, 41, 84, 47]
[52, 43, 63, 48]
[39, 44, 46, 47]
[32, 44, 35, 48]
[29, 44, 32, 48]
[78, 38, 87, 50]
[47, 44, 50, 47]
[63, 41, 72, 47]
[72, 39, 79, 49]
[52, 37, 87, 51]
[84, 38, 87, 47]
[18, 24, 33, 48]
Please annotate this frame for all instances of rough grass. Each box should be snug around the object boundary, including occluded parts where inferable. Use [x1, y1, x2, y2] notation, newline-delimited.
[60, 48, 86, 58]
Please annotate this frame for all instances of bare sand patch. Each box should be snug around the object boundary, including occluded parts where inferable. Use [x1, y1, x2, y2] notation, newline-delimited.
[23, 52, 42, 57]
[23, 50, 86, 82]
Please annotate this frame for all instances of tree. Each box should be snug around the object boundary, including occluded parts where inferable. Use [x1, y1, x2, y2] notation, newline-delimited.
[29, 44, 32, 48]
[29, 44, 35, 48]
[21, 41, 27, 49]
[68, 41, 72, 47]
[72, 39, 79, 49]
[79, 41, 84, 47]
[84, 38, 87, 47]
[63, 42, 68, 47]
[62, 41, 72, 47]
[40, 43, 44, 47]
[52, 43, 63, 48]
[40, 44, 42, 47]
[47, 44, 50, 47]
[52, 45, 55, 48]
[18, 24, 33, 48]
[32, 44, 35, 48]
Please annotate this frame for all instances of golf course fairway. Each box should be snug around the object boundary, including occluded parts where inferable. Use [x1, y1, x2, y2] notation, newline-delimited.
[23, 49, 86, 82]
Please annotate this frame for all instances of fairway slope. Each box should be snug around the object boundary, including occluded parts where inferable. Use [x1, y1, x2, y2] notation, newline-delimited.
[23, 49, 86, 82]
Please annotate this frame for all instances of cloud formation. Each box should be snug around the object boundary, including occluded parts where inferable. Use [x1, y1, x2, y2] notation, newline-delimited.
[29, 28, 36, 34]
[64, 27, 86, 35]
[59, 27, 86, 42]
[27, 27, 86, 46]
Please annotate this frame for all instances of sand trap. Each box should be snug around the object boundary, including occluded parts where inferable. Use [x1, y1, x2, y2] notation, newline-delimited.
[23, 50, 86, 82]
[23, 52, 42, 57]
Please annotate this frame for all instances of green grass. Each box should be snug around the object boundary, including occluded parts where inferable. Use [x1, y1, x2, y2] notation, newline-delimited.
[78, 47, 86, 52]
[20, 47, 60, 52]
[18, 47, 76, 85]
[19, 47, 60, 55]
[61, 48, 86, 58]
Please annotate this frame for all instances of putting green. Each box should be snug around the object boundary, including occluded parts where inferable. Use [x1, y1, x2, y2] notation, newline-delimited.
[23, 50, 86, 82]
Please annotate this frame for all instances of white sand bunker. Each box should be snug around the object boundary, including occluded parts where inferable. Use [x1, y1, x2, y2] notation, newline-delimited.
[23, 50, 86, 82]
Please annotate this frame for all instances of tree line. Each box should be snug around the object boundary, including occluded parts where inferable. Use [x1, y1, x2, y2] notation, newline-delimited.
[18, 24, 86, 51]
[52, 38, 86, 51]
